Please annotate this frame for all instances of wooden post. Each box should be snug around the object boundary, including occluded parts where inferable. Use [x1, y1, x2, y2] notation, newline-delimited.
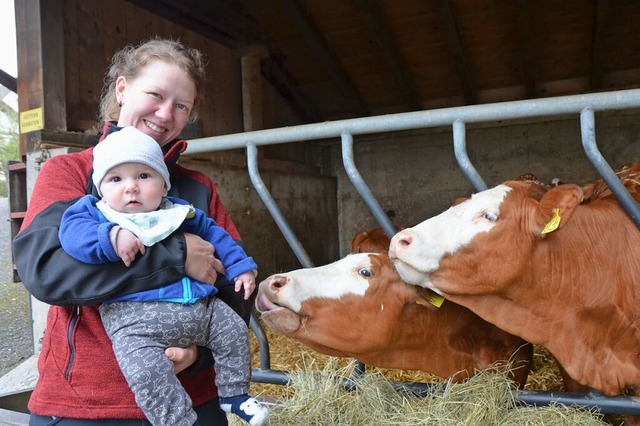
[239, 45, 269, 133]
[15, 0, 66, 155]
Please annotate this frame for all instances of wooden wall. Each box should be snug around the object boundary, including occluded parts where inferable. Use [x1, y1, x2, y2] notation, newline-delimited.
[13, 0, 340, 276]
[62, 0, 243, 136]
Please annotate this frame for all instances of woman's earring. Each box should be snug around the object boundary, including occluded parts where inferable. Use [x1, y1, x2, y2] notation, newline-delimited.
[118, 100, 123, 107]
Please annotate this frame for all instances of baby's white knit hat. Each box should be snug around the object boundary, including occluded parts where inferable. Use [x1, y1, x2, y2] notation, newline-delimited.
[92, 126, 171, 196]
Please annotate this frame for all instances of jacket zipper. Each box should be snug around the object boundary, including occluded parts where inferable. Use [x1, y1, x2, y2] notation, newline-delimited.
[64, 306, 80, 379]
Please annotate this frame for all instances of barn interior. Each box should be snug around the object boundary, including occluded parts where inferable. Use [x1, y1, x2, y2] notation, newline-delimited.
[2, 0, 640, 420]
[8, 0, 640, 277]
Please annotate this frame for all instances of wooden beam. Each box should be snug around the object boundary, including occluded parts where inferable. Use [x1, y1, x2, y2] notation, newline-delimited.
[239, 46, 268, 132]
[261, 59, 324, 123]
[589, 0, 611, 89]
[278, 0, 370, 117]
[127, 0, 323, 124]
[435, 0, 477, 105]
[354, 0, 422, 111]
[516, 0, 537, 98]
[126, 0, 255, 48]
[0, 69, 17, 94]
[40, 129, 98, 149]
[15, 0, 67, 154]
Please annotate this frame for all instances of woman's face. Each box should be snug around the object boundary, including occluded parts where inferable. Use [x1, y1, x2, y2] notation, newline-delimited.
[115, 60, 197, 147]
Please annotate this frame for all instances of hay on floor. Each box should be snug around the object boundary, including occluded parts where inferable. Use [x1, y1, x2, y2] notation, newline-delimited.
[248, 320, 563, 398]
[235, 357, 608, 425]
[244, 320, 625, 425]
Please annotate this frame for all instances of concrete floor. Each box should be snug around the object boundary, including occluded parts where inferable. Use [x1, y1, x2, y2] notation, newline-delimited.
[0, 198, 32, 379]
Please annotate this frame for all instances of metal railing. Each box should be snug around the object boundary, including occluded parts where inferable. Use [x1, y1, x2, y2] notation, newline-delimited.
[185, 88, 640, 414]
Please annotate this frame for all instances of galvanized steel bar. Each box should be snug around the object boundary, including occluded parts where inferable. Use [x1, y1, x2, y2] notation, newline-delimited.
[452, 120, 488, 192]
[341, 131, 396, 238]
[185, 89, 640, 154]
[190, 89, 640, 416]
[246, 371, 640, 416]
[516, 390, 640, 415]
[249, 313, 271, 371]
[246, 143, 314, 268]
[580, 108, 640, 229]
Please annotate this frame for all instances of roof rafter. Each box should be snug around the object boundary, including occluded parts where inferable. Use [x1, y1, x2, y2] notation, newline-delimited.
[354, 0, 422, 111]
[435, 0, 477, 105]
[278, 0, 370, 117]
[126, 0, 323, 123]
[0, 69, 17, 94]
[516, 0, 537, 98]
[590, 0, 611, 89]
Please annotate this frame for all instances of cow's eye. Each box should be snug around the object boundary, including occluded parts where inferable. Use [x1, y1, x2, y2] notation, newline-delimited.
[358, 268, 371, 278]
[483, 211, 498, 221]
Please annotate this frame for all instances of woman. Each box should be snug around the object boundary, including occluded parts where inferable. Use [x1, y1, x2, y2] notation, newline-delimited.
[13, 37, 252, 425]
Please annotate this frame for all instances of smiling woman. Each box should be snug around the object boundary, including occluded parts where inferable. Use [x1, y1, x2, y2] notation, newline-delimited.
[12, 37, 259, 426]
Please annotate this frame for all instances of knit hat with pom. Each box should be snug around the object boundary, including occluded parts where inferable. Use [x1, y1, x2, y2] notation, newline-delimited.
[92, 126, 171, 196]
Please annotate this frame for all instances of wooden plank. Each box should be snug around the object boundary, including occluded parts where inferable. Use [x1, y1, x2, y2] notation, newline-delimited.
[589, 0, 611, 89]
[0, 69, 17, 93]
[77, 0, 105, 126]
[435, 0, 477, 105]
[15, 0, 67, 153]
[0, 407, 29, 426]
[278, 0, 370, 117]
[7, 162, 26, 172]
[240, 46, 268, 132]
[126, 0, 253, 49]
[63, 0, 81, 129]
[354, 0, 422, 111]
[517, 0, 537, 98]
[40, 0, 66, 132]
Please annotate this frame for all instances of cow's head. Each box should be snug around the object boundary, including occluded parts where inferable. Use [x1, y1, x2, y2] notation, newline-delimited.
[256, 252, 533, 383]
[255, 253, 435, 359]
[389, 181, 582, 296]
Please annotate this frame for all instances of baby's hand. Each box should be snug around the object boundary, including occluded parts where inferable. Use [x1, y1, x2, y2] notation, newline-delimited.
[234, 271, 256, 300]
[115, 229, 145, 266]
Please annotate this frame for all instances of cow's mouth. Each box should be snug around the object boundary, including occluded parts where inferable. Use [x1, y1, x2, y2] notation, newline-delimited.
[255, 293, 282, 313]
[256, 293, 302, 334]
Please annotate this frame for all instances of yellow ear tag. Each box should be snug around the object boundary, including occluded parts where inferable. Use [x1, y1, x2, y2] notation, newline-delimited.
[541, 208, 561, 234]
[417, 291, 445, 308]
[428, 293, 445, 307]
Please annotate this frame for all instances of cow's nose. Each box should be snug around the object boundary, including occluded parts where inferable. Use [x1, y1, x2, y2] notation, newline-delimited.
[269, 275, 289, 291]
[390, 230, 413, 255]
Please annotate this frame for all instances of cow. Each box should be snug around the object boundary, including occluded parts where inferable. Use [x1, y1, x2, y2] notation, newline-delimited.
[389, 163, 640, 413]
[350, 227, 395, 253]
[255, 252, 533, 388]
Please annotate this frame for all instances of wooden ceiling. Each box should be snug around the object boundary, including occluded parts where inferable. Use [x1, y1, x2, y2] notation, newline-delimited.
[128, 0, 640, 124]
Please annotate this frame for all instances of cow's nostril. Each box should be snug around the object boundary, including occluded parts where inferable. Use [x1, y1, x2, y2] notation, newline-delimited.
[396, 232, 412, 247]
[270, 276, 288, 289]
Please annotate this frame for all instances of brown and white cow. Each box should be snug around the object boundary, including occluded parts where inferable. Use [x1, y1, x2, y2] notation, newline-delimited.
[255, 252, 533, 387]
[389, 163, 640, 401]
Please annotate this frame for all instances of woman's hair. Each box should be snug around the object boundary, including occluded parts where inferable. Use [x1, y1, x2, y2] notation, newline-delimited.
[99, 37, 207, 124]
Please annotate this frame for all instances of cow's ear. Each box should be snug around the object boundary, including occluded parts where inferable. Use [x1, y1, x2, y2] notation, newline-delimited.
[534, 184, 583, 235]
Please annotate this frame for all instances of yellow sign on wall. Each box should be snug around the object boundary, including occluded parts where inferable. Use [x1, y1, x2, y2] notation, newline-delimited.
[20, 107, 44, 134]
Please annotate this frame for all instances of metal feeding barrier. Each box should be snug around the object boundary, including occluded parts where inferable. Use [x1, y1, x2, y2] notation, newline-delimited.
[186, 88, 640, 415]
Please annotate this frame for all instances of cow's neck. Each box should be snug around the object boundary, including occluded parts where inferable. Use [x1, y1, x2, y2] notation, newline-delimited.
[438, 211, 640, 395]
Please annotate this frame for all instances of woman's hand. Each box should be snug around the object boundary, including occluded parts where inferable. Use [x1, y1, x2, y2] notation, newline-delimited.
[165, 345, 198, 374]
[183, 233, 225, 285]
